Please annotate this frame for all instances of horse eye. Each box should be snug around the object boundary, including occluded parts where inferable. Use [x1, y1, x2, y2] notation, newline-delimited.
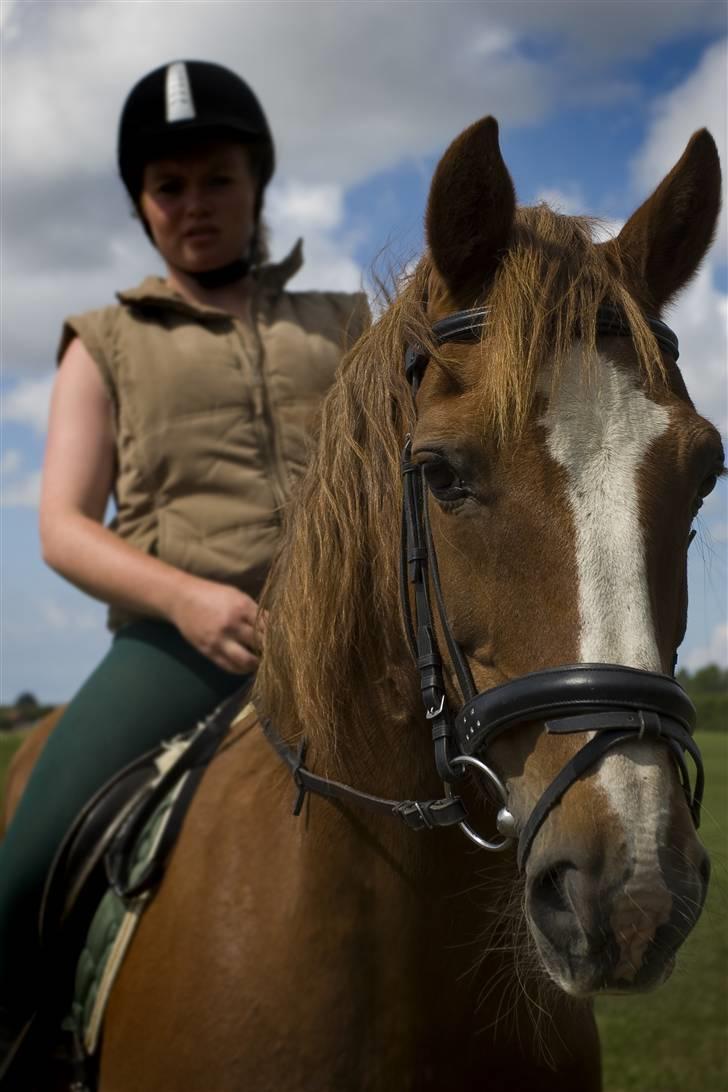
[692, 471, 721, 519]
[422, 459, 469, 503]
[698, 474, 717, 500]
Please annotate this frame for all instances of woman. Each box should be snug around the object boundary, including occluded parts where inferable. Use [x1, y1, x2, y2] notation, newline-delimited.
[0, 59, 369, 1053]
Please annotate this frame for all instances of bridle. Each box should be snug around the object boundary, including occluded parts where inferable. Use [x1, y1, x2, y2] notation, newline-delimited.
[264, 302, 704, 871]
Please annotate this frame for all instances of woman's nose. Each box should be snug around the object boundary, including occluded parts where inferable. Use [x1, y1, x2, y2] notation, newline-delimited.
[185, 186, 212, 215]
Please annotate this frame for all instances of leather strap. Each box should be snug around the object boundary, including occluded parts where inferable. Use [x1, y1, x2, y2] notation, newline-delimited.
[260, 718, 468, 832]
[455, 664, 696, 755]
[516, 715, 702, 870]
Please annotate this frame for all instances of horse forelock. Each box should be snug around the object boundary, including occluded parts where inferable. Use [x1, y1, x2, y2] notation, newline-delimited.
[455, 205, 669, 443]
[253, 204, 671, 758]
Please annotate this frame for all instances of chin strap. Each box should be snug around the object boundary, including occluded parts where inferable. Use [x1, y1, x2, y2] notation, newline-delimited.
[181, 255, 252, 289]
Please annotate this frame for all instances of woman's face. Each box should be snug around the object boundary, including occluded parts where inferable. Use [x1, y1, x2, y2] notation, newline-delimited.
[140, 138, 257, 273]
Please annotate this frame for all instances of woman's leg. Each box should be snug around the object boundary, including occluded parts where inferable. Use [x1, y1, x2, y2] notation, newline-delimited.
[0, 620, 246, 1016]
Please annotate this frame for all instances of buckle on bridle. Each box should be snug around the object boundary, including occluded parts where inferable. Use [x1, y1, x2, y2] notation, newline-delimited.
[426, 695, 445, 720]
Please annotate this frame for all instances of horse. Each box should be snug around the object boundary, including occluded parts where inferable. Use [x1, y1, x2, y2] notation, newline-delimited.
[4, 116, 723, 1092]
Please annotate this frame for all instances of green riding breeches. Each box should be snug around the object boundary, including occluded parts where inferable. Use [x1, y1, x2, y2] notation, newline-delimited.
[0, 620, 247, 1012]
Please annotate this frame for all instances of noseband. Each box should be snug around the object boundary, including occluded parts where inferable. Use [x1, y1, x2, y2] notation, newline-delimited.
[265, 303, 703, 871]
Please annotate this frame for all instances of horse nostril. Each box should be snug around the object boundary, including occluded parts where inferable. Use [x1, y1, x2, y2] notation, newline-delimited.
[530, 861, 574, 918]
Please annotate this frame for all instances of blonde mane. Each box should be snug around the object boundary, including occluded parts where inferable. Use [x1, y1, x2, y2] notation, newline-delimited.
[253, 205, 665, 751]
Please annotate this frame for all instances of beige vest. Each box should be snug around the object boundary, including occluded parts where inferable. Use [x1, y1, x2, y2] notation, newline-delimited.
[58, 242, 369, 630]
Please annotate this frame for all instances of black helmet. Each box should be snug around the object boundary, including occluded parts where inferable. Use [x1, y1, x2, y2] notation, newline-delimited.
[118, 60, 275, 205]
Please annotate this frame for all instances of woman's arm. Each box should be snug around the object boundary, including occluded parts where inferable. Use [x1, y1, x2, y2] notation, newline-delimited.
[40, 338, 260, 674]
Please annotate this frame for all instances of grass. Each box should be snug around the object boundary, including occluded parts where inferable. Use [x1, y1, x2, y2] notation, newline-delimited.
[597, 731, 728, 1092]
[0, 732, 24, 788]
[0, 730, 726, 1089]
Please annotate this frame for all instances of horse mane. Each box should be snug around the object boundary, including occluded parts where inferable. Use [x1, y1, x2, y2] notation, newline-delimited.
[253, 204, 666, 755]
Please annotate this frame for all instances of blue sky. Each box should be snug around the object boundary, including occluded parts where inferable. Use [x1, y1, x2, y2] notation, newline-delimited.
[1, 1, 726, 702]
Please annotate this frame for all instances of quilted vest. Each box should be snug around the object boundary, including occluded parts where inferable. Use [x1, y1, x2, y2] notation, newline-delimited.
[57, 241, 369, 630]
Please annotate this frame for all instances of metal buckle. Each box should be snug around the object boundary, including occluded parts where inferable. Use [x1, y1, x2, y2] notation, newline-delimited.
[426, 694, 445, 720]
[446, 754, 517, 852]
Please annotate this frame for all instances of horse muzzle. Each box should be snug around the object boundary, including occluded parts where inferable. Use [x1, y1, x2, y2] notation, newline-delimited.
[524, 840, 710, 996]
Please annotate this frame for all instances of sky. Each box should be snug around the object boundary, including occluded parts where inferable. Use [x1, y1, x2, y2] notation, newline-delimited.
[1, 0, 726, 703]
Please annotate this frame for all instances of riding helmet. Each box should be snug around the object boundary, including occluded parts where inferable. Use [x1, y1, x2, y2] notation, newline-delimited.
[118, 60, 275, 206]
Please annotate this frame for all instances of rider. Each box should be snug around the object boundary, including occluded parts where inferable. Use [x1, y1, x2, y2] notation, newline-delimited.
[0, 59, 369, 1052]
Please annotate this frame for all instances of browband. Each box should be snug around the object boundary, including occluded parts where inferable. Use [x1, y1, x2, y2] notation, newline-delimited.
[405, 304, 679, 385]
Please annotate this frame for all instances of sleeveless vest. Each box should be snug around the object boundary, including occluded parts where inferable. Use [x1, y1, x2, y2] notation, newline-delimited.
[57, 242, 369, 630]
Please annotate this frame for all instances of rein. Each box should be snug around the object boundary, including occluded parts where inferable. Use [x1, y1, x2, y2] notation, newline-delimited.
[264, 303, 704, 871]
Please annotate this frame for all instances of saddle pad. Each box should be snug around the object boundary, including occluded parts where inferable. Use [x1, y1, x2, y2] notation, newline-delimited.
[65, 702, 254, 1056]
[67, 698, 256, 1057]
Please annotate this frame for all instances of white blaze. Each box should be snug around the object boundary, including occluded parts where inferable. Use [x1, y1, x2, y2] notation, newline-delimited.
[541, 348, 674, 898]
[540, 348, 669, 670]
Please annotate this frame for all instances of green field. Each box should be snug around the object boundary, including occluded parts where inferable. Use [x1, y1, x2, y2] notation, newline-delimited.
[597, 731, 728, 1092]
[0, 729, 726, 1089]
[0, 733, 24, 792]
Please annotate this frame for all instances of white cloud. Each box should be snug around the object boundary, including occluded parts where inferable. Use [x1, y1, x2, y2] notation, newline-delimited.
[268, 182, 345, 235]
[3, 234, 163, 372]
[41, 599, 99, 632]
[625, 40, 728, 438]
[1, 468, 41, 509]
[267, 180, 364, 293]
[0, 449, 21, 475]
[0, 0, 19, 39]
[631, 37, 728, 264]
[0, 3, 549, 189]
[2, 6, 725, 379]
[1, 374, 54, 432]
[668, 273, 728, 437]
[682, 622, 728, 670]
[533, 186, 587, 216]
[4, 3, 723, 190]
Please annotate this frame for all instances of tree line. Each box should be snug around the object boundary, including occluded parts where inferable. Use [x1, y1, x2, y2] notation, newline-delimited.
[676, 665, 728, 733]
[1, 667, 727, 732]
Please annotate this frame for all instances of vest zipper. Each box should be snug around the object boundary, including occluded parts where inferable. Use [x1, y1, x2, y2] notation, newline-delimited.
[244, 308, 289, 522]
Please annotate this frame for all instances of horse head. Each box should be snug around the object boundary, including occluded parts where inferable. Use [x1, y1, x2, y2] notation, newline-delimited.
[413, 117, 723, 996]
[258, 116, 722, 1007]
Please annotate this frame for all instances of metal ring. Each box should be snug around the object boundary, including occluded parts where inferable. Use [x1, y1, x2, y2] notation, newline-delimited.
[451, 754, 508, 803]
[447, 754, 514, 852]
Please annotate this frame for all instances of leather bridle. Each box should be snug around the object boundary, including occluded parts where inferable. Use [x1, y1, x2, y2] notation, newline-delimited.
[264, 302, 704, 871]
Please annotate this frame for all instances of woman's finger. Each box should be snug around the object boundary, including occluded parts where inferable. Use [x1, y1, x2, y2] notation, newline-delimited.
[219, 638, 259, 675]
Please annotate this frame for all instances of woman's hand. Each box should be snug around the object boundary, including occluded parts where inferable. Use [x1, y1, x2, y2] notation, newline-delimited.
[171, 577, 263, 675]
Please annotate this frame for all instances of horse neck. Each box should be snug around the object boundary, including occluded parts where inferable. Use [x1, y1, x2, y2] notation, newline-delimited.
[301, 666, 440, 804]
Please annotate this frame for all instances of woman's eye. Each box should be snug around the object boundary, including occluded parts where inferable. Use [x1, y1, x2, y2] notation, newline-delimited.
[422, 460, 469, 503]
[157, 180, 182, 196]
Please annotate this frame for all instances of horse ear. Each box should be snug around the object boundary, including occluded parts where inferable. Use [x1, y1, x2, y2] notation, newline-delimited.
[613, 130, 722, 311]
[426, 117, 516, 302]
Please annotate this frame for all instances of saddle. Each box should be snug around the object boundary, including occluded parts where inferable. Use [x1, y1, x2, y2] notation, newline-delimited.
[0, 687, 251, 1092]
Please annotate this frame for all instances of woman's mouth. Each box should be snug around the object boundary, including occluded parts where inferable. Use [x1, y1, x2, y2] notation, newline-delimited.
[184, 228, 218, 241]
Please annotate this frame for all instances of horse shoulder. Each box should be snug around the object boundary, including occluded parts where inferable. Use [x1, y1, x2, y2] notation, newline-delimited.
[100, 718, 309, 1089]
